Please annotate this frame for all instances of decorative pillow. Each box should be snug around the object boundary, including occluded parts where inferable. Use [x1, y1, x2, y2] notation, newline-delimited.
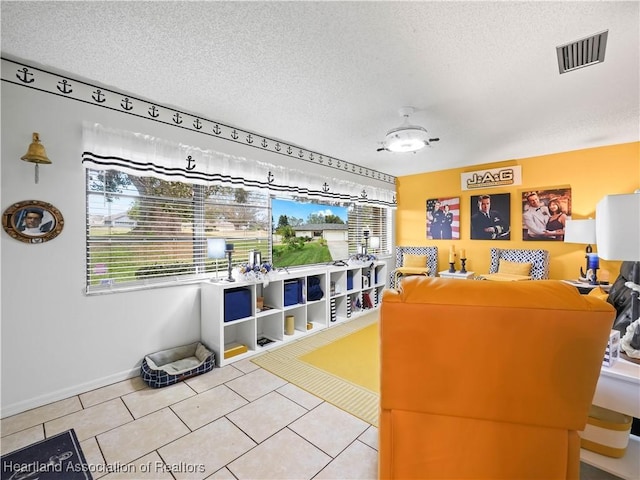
[403, 254, 427, 268]
[498, 260, 532, 277]
[588, 286, 609, 302]
[397, 266, 430, 275]
[481, 273, 532, 282]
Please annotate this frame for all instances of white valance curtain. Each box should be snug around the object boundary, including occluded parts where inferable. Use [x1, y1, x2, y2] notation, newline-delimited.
[82, 123, 396, 207]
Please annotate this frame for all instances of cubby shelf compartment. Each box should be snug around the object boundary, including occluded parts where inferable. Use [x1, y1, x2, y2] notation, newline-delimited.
[201, 261, 387, 366]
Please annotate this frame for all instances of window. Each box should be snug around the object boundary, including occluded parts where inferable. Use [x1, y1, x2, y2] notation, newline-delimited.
[86, 169, 391, 293]
[348, 204, 390, 255]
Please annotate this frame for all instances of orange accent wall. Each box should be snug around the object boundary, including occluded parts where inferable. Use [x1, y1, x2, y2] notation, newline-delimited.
[396, 142, 640, 280]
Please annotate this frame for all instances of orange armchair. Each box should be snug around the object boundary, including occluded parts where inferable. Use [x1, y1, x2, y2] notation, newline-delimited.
[379, 276, 615, 480]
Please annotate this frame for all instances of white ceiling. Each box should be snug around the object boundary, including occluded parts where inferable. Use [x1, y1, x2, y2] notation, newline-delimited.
[1, 1, 638, 178]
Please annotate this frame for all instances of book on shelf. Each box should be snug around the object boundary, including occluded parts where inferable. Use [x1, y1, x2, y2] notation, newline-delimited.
[257, 336, 275, 347]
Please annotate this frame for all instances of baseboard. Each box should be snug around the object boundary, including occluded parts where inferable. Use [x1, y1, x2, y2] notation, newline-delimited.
[1, 367, 140, 419]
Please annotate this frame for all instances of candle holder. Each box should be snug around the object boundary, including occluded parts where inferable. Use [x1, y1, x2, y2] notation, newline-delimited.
[460, 258, 467, 273]
[448, 261, 456, 273]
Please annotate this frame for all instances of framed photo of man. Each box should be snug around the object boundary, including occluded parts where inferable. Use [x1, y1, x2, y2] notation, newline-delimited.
[2, 200, 64, 244]
[522, 188, 572, 241]
[426, 197, 460, 239]
[470, 193, 511, 240]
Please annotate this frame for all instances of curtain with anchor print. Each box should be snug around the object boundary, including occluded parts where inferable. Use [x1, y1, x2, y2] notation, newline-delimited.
[82, 122, 396, 208]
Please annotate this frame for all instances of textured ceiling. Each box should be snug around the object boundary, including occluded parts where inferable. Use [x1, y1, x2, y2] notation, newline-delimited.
[1, 1, 638, 177]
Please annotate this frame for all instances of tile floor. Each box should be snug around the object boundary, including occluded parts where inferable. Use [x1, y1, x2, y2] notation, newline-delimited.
[1, 358, 378, 480]
[0, 359, 623, 480]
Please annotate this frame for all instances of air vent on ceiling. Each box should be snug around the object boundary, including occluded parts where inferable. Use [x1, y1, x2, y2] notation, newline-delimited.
[556, 30, 608, 74]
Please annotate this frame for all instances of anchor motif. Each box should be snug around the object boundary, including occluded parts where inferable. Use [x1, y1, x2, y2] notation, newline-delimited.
[337, 161, 341, 168]
[186, 155, 196, 170]
[287, 146, 292, 155]
[261, 139, 268, 148]
[328, 159, 333, 166]
[92, 89, 106, 103]
[298, 149, 304, 158]
[359, 167, 363, 174]
[318, 156, 323, 163]
[309, 153, 314, 161]
[57, 79, 73, 94]
[213, 124, 221, 135]
[121, 97, 133, 110]
[148, 105, 159, 118]
[267, 171, 274, 183]
[322, 182, 330, 193]
[360, 189, 368, 199]
[344, 163, 348, 169]
[231, 130, 239, 140]
[393, 195, 397, 204]
[172, 112, 182, 124]
[352, 165, 356, 172]
[246, 134, 253, 144]
[193, 118, 202, 129]
[275, 142, 282, 151]
[16, 67, 34, 83]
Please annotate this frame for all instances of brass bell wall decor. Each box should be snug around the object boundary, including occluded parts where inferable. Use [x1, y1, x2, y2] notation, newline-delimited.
[21, 132, 52, 184]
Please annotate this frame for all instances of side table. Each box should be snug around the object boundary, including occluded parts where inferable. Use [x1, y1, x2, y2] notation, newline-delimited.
[562, 279, 611, 295]
[438, 270, 475, 280]
[580, 357, 640, 479]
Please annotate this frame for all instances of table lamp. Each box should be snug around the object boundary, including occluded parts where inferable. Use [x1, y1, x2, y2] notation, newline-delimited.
[207, 238, 227, 281]
[224, 243, 235, 282]
[596, 191, 640, 362]
[564, 218, 596, 280]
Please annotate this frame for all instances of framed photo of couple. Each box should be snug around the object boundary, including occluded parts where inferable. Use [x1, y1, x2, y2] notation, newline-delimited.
[521, 188, 572, 241]
[426, 197, 460, 240]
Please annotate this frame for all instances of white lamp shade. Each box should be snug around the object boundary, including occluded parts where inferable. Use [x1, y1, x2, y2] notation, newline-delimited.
[207, 238, 227, 259]
[369, 236, 381, 249]
[564, 219, 596, 245]
[596, 192, 640, 261]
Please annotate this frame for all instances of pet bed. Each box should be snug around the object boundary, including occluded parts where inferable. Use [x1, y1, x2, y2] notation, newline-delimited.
[141, 341, 215, 388]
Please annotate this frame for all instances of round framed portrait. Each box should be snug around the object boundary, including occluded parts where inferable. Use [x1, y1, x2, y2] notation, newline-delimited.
[2, 200, 64, 244]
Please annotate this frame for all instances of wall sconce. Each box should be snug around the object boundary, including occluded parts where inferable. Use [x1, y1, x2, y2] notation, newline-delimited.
[21, 132, 52, 184]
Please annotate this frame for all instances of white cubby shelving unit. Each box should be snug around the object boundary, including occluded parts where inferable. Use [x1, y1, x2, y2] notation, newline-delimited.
[201, 261, 387, 366]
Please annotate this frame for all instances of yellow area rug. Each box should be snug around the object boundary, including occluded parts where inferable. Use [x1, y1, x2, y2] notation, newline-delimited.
[251, 311, 380, 426]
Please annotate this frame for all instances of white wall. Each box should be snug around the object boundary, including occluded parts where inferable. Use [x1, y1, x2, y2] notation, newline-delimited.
[1, 75, 392, 417]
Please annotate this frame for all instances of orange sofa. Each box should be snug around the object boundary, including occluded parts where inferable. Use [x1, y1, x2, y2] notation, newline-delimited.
[379, 276, 615, 480]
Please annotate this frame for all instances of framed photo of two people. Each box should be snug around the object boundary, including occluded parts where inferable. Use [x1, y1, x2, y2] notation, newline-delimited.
[427, 197, 460, 239]
[2, 200, 64, 244]
[521, 188, 572, 241]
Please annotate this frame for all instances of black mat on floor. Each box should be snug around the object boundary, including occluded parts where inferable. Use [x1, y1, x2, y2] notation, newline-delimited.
[1, 429, 92, 480]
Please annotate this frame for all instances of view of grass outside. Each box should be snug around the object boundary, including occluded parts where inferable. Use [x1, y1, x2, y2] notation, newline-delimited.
[272, 239, 333, 267]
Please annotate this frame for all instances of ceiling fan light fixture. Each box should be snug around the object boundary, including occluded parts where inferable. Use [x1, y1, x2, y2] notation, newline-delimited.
[384, 125, 430, 153]
[379, 106, 439, 153]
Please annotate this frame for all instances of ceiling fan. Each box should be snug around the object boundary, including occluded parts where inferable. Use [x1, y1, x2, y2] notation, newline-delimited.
[377, 107, 439, 153]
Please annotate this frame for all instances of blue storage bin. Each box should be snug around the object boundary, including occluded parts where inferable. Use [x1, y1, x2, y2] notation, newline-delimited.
[224, 287, 252, 322]
[284, 280, 300, 306]
[347, 272, 354, 290]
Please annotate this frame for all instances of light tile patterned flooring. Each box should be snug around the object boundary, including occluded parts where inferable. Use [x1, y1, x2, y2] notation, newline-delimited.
[0, 358, 378, 480]
[0, 359, 623, 480]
